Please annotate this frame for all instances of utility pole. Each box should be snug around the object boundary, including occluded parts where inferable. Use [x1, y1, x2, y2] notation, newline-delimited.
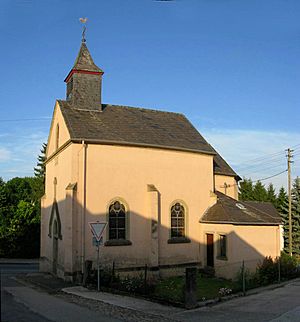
[287, 148, 294, 256]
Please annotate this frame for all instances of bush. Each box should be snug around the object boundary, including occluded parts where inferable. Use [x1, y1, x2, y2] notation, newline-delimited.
[256, 253, 300, 286]
[257, 256, 278, 285]
[236, 266, 259, 290]
[118, 274, 146, 293]
[279, 252, 299, 279]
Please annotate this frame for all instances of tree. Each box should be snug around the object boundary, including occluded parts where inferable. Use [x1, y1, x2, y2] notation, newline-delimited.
[0, 177, 42, 258]
[277, 187, 289, 251]
[291, 177, 300, 255]
[252, 181, 268, 202]
[239, 178, 254, 201]
[267, 183, 277, 206]
[34, 143, 47, 183]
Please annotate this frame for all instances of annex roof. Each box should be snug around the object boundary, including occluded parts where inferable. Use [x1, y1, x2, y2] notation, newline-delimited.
[201, 191, 281, 225]
[57, 100, 238, 177]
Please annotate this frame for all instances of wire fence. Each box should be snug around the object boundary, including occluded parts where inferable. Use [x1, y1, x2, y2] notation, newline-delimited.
[84, 254, 299, 306]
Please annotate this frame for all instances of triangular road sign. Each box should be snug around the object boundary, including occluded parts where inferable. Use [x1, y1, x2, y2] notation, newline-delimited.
[89, 222, 107, 241]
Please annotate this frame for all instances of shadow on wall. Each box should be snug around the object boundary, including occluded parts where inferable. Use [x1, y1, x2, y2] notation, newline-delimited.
[40, 197, 272, 281]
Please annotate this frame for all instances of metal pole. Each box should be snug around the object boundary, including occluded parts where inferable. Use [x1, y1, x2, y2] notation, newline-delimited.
[287, 148, 293, 256]
[97, 243, 100, 292]
[278, 257, 281, 283]
[0, 269, 2, 322]
[242, 260, 246, 296]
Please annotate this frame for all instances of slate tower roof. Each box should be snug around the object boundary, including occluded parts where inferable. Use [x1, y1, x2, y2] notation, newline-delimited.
[65, 42, 103, 77]
[64, 42, 104, 110]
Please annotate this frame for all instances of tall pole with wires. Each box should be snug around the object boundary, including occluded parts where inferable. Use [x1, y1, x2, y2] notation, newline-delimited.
[287, 148, 293, 256]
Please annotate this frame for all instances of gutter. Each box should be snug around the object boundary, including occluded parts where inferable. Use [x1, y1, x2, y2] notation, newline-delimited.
[71, 138, 216, 156]
[81, 140, 87, 275]
[199, 220, 282, 226]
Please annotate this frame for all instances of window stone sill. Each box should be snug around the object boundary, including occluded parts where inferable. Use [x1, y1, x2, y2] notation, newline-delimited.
[217, 256, 228, 261]
[167, 237, 191, 244]
[104, 239, 132, 247]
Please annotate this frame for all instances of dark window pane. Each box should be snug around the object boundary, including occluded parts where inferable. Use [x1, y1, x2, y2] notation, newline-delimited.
[178, 228, 184, 237]
[219, 235, 226, 257]
[117, 217, 125, 228]
[178, 218, 184, 227]
[178, 210, 184, 218]
[109, 201, 127, 240]
[171, 228, 177, 238]
[171, 218, 177, 226]
[118, 229, 126, 239]
[109, 229, 117, 239]
[118, 211, 125, 218]
[109, 217, 117, 228]
[170, 202, 185, 238]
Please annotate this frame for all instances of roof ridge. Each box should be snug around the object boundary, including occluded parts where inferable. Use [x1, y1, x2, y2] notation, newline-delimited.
[103, 104, 185, 116]
[243, 201, 279, 220]
[57, 100, 184, 116]
[216, 191, 280, 221]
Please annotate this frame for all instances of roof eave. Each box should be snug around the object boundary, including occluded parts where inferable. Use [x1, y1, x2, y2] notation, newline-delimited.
[70, 138, 217, 155]
[200, 219, 281, 226]
[64, 69, 104, 83]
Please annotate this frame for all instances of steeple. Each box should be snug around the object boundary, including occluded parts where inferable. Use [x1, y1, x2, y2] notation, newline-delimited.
[64, 41, 104, 110]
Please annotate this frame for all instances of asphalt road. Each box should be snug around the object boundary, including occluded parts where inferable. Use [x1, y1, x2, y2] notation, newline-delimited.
[0, 261, 120, 322]
[173, 279, 300, 321]
[1, 261, 52, 322]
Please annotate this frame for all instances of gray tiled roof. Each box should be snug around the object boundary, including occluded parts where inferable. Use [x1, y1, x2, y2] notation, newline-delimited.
[201, 191, 281, 225]
[210, 145, 239, 178]
[58, 100, 238, 177]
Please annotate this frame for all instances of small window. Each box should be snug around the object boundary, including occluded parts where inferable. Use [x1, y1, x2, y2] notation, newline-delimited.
[171, 202, 185, 238]
[109, 200, 126, 240]
[219, 235, 227, 258]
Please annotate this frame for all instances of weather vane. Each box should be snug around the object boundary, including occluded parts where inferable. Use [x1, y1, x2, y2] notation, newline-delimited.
[79, 17, 88, 43]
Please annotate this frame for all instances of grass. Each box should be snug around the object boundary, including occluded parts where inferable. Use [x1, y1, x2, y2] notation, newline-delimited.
[153, 274, 240, 303]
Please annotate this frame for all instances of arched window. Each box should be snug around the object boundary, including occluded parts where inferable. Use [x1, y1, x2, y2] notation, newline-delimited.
[55, 124, 59, 150]
[109, 200, 126, 240]
[171, 202, 185, 238]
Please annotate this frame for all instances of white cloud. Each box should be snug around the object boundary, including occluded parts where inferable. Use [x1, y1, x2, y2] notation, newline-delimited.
[201, 128, 300, 191]
[0, 127, 48, 180]
[0, 147, 11, 162]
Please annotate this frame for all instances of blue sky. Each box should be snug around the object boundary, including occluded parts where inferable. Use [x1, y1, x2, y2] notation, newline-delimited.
[1, 0, 300, 190]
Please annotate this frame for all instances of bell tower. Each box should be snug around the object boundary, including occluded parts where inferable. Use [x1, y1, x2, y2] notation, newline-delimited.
[64, 28, 104, 110]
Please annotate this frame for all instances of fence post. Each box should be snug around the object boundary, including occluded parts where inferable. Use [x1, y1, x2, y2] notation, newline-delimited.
[278, 257, 281, 283]
[185, 267, 198, 309]
[112, 261, 115, 282]
[144, 264, 148, 294]
[0, 269, 2, 322]
[242, 260, 246, 296]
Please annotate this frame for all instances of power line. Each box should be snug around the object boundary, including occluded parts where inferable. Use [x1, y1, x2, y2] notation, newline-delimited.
[219, 169, 287, 188]
[236, 149, 285, 165]
[252, 169, 287, 183]
[241, 162, 286, 176]
[0, 117, 51, 123]
[233, 144, 300, 172]
[235, 147, 300, 174]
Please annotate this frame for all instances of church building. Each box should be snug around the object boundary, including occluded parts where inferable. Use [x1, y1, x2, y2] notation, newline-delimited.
[40, 37, 282, 281]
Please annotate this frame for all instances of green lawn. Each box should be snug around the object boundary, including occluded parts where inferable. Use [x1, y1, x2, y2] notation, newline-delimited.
[153, 274, 240, 303]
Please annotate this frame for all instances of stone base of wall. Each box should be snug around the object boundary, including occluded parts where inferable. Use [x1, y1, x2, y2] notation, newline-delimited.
[39, 256, 77, 282]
